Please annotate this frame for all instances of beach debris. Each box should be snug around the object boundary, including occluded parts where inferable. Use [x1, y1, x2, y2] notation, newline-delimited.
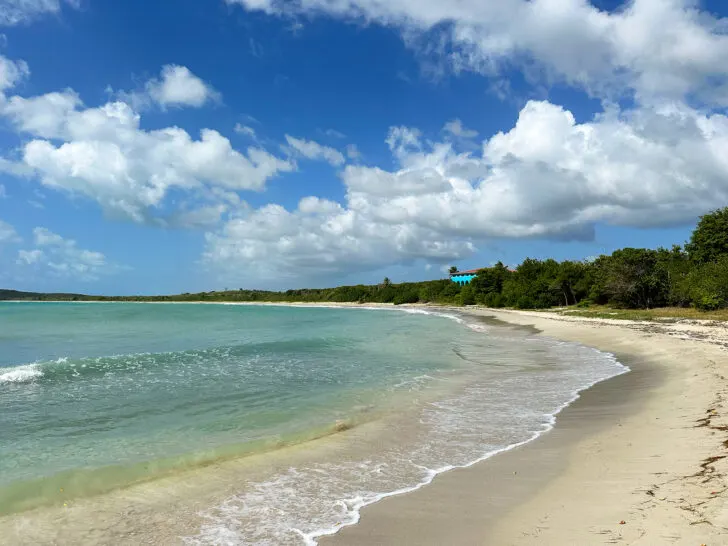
[619, 520, 626, 525]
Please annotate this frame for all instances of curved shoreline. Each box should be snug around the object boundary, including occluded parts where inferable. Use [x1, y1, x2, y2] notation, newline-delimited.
[182, 305, 626, 545]
[324, 308, 728, 545]
[3, 303, 603, 545]
[305, 346, 628, 545]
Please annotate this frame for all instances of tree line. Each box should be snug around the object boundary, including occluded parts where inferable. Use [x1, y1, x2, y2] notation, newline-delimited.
[459, 207, 728, 310]
[3, 208, 728, 311]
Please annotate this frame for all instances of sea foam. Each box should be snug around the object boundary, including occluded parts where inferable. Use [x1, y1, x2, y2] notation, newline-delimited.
[0, 363, 44, 384]
[184, 328, 628, 546]
[0, 357, 69, 385]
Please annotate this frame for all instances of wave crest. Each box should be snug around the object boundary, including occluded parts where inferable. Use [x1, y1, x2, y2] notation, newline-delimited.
[0, 364, 44, 384]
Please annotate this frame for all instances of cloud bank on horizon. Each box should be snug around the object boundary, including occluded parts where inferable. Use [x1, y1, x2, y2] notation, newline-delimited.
[0, 0, 727, 291]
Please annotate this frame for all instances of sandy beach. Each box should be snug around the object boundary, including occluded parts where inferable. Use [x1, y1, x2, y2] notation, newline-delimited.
[323, 307, 728, 545]
[2, 304, 728, 545]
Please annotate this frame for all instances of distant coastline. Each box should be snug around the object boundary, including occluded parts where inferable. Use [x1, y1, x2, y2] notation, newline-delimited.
[6, 208, 728, 315]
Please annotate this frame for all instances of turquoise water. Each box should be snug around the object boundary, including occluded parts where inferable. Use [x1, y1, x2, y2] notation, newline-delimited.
[0, 303, 478, 512]
[0, 302, 627, 543]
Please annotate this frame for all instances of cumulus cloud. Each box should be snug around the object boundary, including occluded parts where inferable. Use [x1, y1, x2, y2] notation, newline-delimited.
[226, 0, 728, 106]
[203, 200, 475, 279]
[0, 55, 294, 225]
[16, 227, 113, 280]
[145, 65, 220, 109]
[204, 99, 728, 278]
[285, 135, 345, 166]
[0, 0, 79, 26]
[114, 65, 220, 111]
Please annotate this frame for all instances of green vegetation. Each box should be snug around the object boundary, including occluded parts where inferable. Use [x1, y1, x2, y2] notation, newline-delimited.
[0, 281, 465, 305]
[4, 208, 728, 316]
[685, 207, 728, 265]
[0, 289, 91, 301]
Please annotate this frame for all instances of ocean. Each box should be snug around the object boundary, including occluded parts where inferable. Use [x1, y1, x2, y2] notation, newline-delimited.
[0, 302, 627, 544]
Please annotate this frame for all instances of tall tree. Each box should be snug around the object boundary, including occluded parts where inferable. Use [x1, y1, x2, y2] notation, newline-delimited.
[686, 207, 728, 264]
[593, 248, 667, 309]
[553, 261, 585, 306]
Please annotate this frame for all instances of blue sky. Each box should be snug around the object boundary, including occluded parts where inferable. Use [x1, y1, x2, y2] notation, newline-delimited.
[0, 0, 727, 294]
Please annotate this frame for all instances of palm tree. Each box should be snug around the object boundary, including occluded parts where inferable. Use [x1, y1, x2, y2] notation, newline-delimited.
[449, 266, 458, 274]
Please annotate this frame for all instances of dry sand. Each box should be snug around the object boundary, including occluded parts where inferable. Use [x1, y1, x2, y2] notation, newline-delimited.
[323, 307, 728, 545]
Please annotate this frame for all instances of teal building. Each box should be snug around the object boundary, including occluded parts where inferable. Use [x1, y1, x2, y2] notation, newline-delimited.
[449, 269, 480, 285]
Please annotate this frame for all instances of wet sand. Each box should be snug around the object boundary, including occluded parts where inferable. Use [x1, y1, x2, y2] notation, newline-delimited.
[323, 308, 728, 545]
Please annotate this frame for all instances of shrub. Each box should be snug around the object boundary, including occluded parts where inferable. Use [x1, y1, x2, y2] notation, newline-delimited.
[686, 256, 728, 311]
[456, 284, 476, 306]
[393, 291, 420, 305]
[516, 296, 536, 309]
[694, 292, 722, 311]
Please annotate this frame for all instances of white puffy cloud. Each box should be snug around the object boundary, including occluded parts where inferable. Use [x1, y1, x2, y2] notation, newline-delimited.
[0, 57, 294, 224]
[0, 218, 20, 243]
[0, 0, 78, 26]
[144, 65, 219, 109]
[204, 98, 728, 278]
[16, 227, 113, 280]
[1, 90, 82, 137]
[113, 65, 220, 111]
[226, 0, 728, 106]
[203, 201, 475, 279]
[285, 135, 345, 166]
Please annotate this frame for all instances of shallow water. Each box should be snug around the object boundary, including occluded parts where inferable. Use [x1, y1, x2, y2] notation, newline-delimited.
[0, 302, 627, 543]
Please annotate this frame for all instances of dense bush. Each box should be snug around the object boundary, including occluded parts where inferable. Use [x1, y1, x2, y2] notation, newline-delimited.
[684, 257, 728, 311]
[393, 290, 421, 305]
